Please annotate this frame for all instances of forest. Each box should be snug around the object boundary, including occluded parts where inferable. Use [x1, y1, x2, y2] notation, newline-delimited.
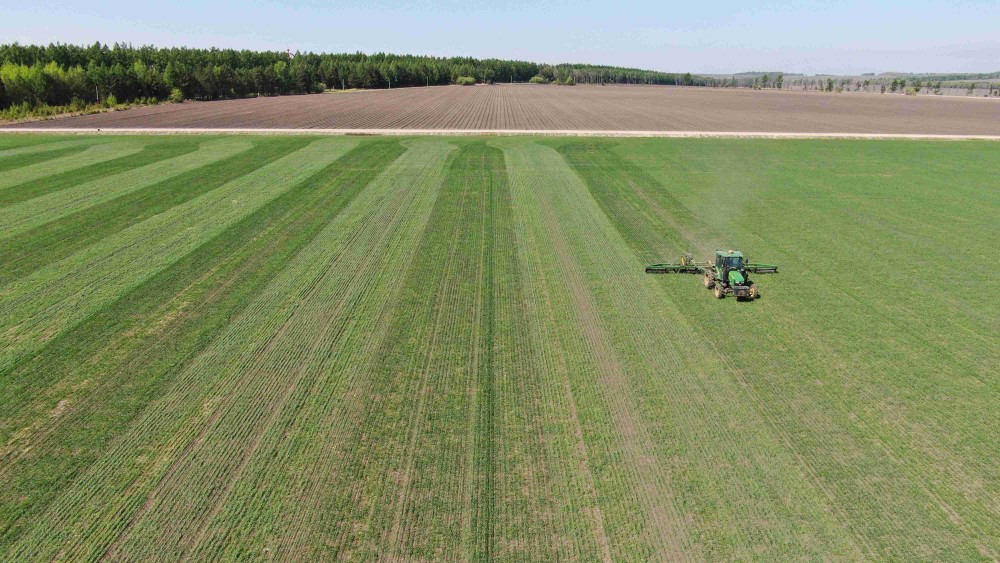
[0, 43, 703, 116]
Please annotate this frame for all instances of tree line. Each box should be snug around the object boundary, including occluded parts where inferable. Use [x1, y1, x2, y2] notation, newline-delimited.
[780, 75, 1000, 96]
[0, 42, 706, 114]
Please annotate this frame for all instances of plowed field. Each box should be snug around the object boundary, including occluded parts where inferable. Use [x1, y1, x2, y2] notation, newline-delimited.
[5, 84, 1000, 134]
[1, 134, 998, 560]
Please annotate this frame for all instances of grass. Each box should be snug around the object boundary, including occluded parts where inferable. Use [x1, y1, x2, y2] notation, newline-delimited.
[0, 134, 997, 560]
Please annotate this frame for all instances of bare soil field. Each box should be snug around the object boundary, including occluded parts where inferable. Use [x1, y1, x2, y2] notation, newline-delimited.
[5, 84, 1000, 134]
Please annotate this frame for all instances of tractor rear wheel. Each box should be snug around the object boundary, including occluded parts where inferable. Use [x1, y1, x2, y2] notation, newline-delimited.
[704, 275, 714, 289]
[715, 285, 725, 299]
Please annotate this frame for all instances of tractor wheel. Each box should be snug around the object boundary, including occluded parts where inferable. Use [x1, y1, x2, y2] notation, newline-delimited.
[715, 285, 725, 299]
[704, 275, 714, 289]
[750, 284, 759, 299]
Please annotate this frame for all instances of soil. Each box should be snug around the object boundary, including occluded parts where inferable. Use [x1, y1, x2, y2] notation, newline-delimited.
[5, 84, 999, 135]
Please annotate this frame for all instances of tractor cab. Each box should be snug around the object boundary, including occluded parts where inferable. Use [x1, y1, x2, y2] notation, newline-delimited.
[714, 250, 754, 298]
[715, 250, 745, 275]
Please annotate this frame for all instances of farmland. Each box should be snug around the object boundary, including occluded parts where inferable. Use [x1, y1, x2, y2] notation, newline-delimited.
[0, 133, 998, 560]
[5, 84, 1000, 135]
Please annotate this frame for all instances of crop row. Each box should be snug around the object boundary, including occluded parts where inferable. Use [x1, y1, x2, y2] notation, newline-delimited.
[0, 142, 93, 175]
[560, 138, 1000, 559]
[1, 135, 996, 560]
[176, 140, 455, 561]
[0, 138, 246, 238]
[3, 139, 448, 558]
[0, 138, 355, 375]
[14, 84, 1000, 133]
[0, 137, 312, 286]
[0, 140, 145, 191]
[0, 139, 405, 550]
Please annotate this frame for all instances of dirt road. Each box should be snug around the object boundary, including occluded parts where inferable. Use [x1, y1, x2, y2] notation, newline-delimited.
[5, 128, 1000, 139]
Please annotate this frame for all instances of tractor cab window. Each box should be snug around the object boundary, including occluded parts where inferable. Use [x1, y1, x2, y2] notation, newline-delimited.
[724, 256, 744, 270]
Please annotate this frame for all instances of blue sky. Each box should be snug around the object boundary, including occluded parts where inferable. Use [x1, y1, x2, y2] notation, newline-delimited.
[4, 0, 998, 74]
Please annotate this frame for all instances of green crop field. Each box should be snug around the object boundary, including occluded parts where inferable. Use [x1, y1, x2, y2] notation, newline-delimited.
[0, 134, 997, 560]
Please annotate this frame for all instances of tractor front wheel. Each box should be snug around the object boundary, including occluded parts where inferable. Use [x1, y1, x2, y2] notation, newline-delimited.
[715, 285, 725, 299]
[750, 284, 759, 299]
[704, 275, 714, 289]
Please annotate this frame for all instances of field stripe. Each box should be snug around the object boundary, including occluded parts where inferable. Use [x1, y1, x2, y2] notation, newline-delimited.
[199, 141, 601, 561]
[650, 140, 1000, 557]
[0, 138, 249, 240]
[500, 153, 620, 559]
[0, 138, 354, 375]
[565, 139, 994, 559]
[162, 142, 457, 561]
[506, 139, 876, 559]
[0, 137, 312, 286]
[710, 170, 1000, 556]
[0, 138, 92, 158]
[558, 140, 873, 557]
[5, 140, 451, 561]
[475, 146, 612, 560]
[470, 143, 501, 560]
[0, 139, 407, 554]
[0, 143, 92, 173]
[501, 139, 687, 560]
[0, 138, 203, 208]
[274, 142, 518, 559]
[0, 140, 146, 191]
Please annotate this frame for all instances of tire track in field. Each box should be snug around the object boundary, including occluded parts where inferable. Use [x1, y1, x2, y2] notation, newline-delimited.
[106, 149, 427, 557]
[224, 145, 458, 561]
[383, 148, 477, 556]
[469, 147, 500, 561]
[512, 201, 614, 559]
[380, 145, 511, 559]
[523, 241, 616, 561]
[509, 139, 882, 559]
[552, 141, 705, 259]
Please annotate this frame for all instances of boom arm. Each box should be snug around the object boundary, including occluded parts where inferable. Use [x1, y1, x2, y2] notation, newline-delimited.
[645, 263, 707, 274]
[646, 253, 778, 275]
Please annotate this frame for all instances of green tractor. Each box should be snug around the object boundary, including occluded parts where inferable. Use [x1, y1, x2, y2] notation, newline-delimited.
[645, 250, 778, 300]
